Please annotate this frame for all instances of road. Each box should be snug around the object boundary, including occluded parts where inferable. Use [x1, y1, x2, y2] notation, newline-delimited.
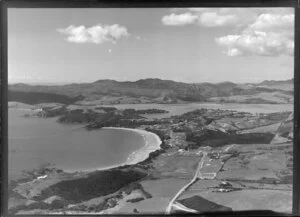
[165, 151, 207, 214]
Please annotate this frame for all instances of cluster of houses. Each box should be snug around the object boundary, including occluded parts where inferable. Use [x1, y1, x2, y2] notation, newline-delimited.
[212, 181, 239, 193]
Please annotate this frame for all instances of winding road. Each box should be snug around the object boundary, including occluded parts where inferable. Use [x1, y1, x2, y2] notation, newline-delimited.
[165, 151, 207, 214]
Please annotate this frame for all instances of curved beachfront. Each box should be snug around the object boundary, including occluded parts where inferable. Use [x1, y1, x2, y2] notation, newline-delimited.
[94, 127, 162, 171]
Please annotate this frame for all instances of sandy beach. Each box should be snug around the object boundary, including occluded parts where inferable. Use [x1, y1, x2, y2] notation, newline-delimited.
[68, 127, 162, 173]
[94, 127, 162, 170]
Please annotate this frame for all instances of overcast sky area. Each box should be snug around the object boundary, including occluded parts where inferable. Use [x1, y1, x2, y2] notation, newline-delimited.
[8, 8, 294, 84]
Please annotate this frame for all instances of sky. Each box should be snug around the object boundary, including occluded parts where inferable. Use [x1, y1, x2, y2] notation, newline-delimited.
[8, 8, 294, 84]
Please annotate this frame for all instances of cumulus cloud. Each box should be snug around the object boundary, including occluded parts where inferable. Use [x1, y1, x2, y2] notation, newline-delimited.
[216, 12, 294, 57]
[161, 12, 198, 26]
[57, 24, 129, 44]
[162, 8, 257, 27]
[162, 8, 294, 56]
[249, 13, 294, 31]
[216, 31, 293, 56]
[199, 12, 238, 27]
[226, 48, 242, 57]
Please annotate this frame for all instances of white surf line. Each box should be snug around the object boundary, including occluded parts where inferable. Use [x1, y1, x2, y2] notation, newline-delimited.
[62, 127, 162, 174]
[92, 127, 162, 170]
[165, 151, 207, 214]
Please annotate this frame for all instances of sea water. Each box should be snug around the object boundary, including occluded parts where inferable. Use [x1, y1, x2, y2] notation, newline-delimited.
[8, 108, 144, 181]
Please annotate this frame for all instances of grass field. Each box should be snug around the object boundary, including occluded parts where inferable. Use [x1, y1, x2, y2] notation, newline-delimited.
[116, 178, 190, 214]
[150, 152, 200, 179]
[177, 142, 292, 213]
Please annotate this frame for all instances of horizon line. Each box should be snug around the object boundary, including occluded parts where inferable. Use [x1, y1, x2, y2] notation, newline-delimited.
[8, 77, 294, 86]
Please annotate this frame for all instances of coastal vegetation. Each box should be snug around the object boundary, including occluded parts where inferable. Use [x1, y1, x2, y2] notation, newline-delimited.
[185, 130, 274, 149]
[34, 106, 170, 126]
[36, 168, 148, 203]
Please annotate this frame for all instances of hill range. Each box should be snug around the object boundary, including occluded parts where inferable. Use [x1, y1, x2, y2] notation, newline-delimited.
[8, 78, 293, 105]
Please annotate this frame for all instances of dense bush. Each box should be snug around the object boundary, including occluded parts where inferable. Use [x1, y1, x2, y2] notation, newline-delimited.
[139, 149, 166, 165]
[186, 130, 274, 149]
[58, 111, 99, 123]
[126, 197, 144, 203]
[8, 90, 83, 105]
[43, 106, 67, 117]
[37, 169, 147, 203]
[95, 107, 117, 112]
[144, 128, 170, 141]
[87, 116, 169, 130]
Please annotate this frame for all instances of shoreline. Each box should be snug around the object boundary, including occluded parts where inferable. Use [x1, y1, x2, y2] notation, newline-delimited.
[104, 127, 162, 165]
[9, 107, 162, 178]
[63, 127, 162, 173]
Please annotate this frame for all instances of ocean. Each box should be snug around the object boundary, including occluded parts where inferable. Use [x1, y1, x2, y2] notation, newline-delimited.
[8, 109, 144, 181]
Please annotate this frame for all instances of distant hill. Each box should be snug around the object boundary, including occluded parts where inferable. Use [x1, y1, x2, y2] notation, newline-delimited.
[255, 78, 294, 92]
[8, 78, 294, 105]
[258, 78, 293, 86]
[8, 91, 84, 105]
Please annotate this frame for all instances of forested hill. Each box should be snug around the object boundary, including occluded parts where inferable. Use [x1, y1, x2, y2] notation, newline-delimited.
[8, 78, 293, 105]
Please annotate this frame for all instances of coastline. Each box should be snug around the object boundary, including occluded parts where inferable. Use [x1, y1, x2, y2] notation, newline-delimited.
[104, 127, 162, 166]
[9, 107, 162, 178]
[67, 127, 162, 173]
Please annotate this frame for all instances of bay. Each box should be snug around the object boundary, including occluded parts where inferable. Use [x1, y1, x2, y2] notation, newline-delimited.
[8, 108, 144, 181]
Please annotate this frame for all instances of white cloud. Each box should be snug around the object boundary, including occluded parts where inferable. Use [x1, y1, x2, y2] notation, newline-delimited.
[216, 29, 294, 56]
[199, 8, 263, 28]
[57, 24, 129, 44]
[162, 8, 257, 27]
[249, 13, 294, 31]
[215, 10, 294, 57]
[162, 12, 198, 26]
[226, 48, 242, 56]
[199, 12, 238, 27]
[252, 7, 294, 15]
[162, 8, 294, 56]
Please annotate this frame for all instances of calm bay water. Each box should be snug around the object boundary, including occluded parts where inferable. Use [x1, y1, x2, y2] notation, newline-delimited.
[8, 109, 144, 181]
[103, 103, 293, 119]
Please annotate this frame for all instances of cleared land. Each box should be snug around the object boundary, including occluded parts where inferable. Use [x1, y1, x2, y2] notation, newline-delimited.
[9, 103, 293, 214]
[177, 142, 292, 213]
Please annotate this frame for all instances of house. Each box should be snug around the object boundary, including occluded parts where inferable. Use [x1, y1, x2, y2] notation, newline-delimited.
[37, 175, 48, 180]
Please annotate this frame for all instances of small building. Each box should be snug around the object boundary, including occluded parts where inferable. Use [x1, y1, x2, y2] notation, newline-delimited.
[220, 181, 232, 188]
